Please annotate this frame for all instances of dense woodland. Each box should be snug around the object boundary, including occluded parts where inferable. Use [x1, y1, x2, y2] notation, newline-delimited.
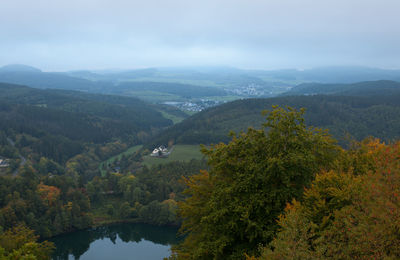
[148, 92, 400, 147]
[284, 79, 400, 96]
[0, 159, 206, 238]
[0, 82, 176, 166]
[0, 77, 400, 259]
[0, 83, 208, 243]
[170, 107, 400, 259]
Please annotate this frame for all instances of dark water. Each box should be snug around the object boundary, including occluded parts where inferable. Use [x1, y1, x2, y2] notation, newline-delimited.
[50, 223, 181, 260]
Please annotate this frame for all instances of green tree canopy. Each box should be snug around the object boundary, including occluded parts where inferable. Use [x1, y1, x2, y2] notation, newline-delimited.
[172, 106, 340, 259]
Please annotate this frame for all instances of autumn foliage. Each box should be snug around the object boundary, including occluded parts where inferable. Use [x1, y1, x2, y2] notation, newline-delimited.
[172, 105, 400, 260]
[259, 139, 400, 259]
[0, 225, 54, 259]
[37, 183, 61, 207]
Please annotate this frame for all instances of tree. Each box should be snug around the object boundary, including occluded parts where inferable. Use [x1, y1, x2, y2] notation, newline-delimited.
[0, 225, 54, 259]
[172, 106, 340, 259]
[259, 139, 400, 259]
[118, 174, 138, 203]
[119, 202, 131, 219]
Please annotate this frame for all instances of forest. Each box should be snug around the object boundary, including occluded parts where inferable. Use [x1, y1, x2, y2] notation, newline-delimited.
[0, 79, 400, 259]
[284, 80, 400, 96]
[169, 106, 400, 259]
[148, 92, 400, 147]
[0, 82, 177, 165]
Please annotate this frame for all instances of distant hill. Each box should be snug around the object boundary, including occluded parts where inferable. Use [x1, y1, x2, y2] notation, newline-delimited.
[147, 94, 400, 148]
[73, 66, 266, 86]
[0, 69, 107, 92]
[284, 80, 400, 96]
[251, 67, 400, 84]
[0, 65, 230, 102]
[0, 83, 176, 163]
[2, 64, 400, 105]
[0, 64, 42, 73]
[83, 66, 400, 85]
[117, 81, 227, 98]
[0, 82, 174, 129]
[299, 66, 400, 83]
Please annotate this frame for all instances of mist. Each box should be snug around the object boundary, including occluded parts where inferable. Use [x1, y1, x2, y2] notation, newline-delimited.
[1, 0, 399, 71]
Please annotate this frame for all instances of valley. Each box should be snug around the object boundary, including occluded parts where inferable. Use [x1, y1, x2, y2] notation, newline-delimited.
[1, 65, 400, 259]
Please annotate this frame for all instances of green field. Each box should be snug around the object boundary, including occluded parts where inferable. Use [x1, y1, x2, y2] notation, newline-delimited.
[125, 90, 183, 103]
[159, 110, 186, 124]
[121, 77, 225, 87]
[99, 145, 142, 176]
[142, 144, 204, 167]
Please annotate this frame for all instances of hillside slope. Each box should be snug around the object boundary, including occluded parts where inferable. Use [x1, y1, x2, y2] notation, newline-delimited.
[0, 83, 175, 163]
[147, 94, 400, 147]
[283, 80, 400, 96]
[0, 82, 174, 128]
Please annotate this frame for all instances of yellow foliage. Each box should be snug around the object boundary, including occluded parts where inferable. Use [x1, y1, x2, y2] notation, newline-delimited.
[37, 183, 61, 206]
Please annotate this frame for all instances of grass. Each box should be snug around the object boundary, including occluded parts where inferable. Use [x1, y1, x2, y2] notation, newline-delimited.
[204, 95, 242, 102]
[120, 77, 225, 87]
[125, 90, 183, 103]
[99, 145, 142, 176]
[159, 110, 186, 124]
[182, 110, 197, 116]
[142, 144, 204, 167]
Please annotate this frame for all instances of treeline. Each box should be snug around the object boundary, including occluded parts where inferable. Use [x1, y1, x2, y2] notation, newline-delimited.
[170, 106, 400, 259]
[0, 158, 207, 239]
[0, 166, 93, 238]
[86, 159, 207, 226]
[0, 82, 173, 130]
[147, 94, 400, 148]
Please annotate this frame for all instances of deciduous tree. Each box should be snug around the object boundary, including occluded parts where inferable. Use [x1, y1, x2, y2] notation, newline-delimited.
[172, 106, 339, 259]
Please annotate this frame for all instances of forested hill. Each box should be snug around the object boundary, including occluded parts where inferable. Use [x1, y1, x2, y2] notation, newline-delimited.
[283, 80, 400, 96]
[0, 67, 105, 91]
[147, 94, 400, 147]
[0, 82, 174, 127]
[0, 66, 228, 102]
[116, 81, 226, 98]
[0, 82, 174, 163]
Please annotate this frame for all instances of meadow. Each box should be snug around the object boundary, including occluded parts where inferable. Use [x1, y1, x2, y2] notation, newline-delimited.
[142, 144, 204, 167]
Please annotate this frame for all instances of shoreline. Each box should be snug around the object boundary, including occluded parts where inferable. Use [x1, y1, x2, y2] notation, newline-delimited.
[43, 218, 180, 240]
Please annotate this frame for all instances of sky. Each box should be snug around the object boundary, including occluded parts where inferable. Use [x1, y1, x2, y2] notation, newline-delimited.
[1, 0, 400, 71]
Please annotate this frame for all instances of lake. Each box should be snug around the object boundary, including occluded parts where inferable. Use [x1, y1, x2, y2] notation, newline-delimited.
[50, 223, 181, 260]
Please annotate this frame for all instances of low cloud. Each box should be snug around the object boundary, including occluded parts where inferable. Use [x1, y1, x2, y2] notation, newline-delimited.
[1, 0, 399, 70]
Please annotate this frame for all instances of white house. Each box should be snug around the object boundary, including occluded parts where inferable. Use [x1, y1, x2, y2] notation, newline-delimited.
[0, 158, 10, 168]
[150, 146, 169, 157]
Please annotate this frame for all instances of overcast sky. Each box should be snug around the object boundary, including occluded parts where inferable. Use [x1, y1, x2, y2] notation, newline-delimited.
[1, 0, 399, 71]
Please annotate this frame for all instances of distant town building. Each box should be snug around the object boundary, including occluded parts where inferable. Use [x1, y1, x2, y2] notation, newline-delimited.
[150, 146, 169, 157]
[0, 158, 10, 168]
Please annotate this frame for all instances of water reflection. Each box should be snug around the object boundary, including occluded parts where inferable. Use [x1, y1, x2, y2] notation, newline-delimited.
[50, 223, 181, 260]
